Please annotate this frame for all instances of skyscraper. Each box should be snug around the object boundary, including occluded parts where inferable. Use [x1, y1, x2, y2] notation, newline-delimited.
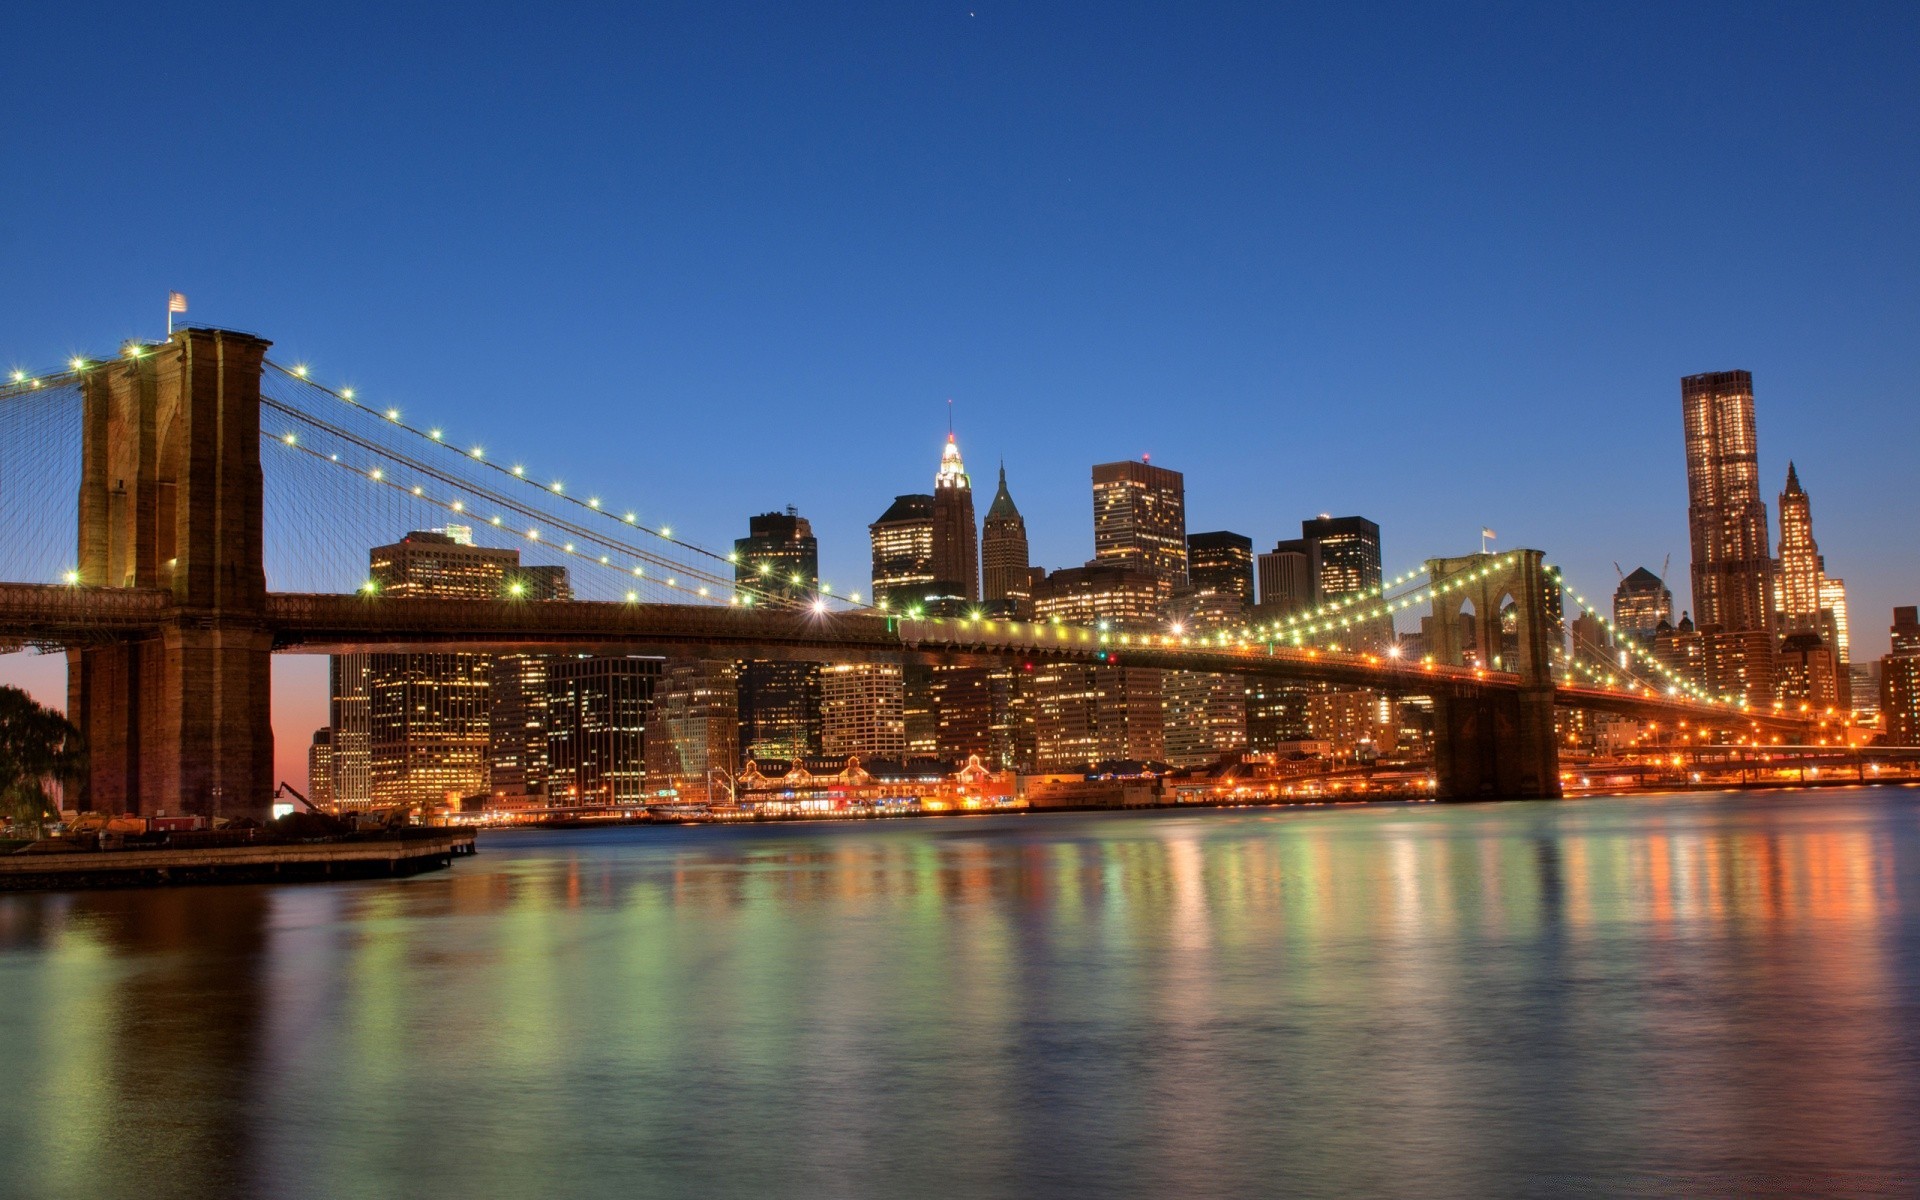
[733, 510, 824, 762]
[932, 432, 980, 602]
[545, 656, 661, 804]
[1612, 567, 1673, 644]
[821, 663, 907, 760]
[734, 508, 820, 601]
[870, 494, 937, 610]
[1882, 608, 1920, 746]
[1032, 563, 1166, 630]
[981, 463, 1033, 617]
[307, 729, 334, 809]
[1092, 459, 1187, 593]
[348, 530, 570, 807]
[1186, 531, 1254, 606]
[1302, 515, 1387, 649]
[1776, 463, 1822, 630]
[1682, 371, 1774, 636]
[644, 660, 740, 802]
[1256, 537, 1319, 619]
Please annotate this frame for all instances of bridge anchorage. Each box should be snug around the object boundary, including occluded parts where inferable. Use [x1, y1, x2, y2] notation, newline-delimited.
[0, 326, 1818, 820]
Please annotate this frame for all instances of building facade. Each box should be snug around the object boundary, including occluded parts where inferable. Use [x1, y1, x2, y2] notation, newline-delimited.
[1682, 370, 1775, 638]
[1187, 531, 1254, 606]
[546, 656, 662, 804]
[1092, 459, 1187, 593]
[870, 494, 938, 610]
[644, 659, 740, 802]
[981, 464, 1033, 617]
[1612, 567, 1673, 645]
[932, 433, 980, 602]
[821, 662, 908, 760]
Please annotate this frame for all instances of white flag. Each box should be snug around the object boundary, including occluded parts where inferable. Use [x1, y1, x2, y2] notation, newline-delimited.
[168, 292, 188, 313]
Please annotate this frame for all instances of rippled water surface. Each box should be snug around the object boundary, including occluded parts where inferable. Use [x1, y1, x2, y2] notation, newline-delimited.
[4, 789, 1919, 1198]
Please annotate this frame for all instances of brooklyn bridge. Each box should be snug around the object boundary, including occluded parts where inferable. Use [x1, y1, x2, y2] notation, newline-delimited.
[0, 328, 1819, 819]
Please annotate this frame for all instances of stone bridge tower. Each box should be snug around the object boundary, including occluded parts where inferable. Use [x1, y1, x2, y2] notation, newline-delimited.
[67, 328, 274, 821]
[1423, 549, 1562, 799]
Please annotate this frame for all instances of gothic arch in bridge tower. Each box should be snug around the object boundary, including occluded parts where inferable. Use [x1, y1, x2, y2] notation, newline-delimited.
[1422, 549, 1561, 800]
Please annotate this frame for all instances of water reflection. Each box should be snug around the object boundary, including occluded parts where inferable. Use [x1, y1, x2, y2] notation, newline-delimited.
[2, 789, 1917, 1198]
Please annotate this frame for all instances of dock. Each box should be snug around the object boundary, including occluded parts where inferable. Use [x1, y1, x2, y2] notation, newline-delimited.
[0, 830, 477, 891]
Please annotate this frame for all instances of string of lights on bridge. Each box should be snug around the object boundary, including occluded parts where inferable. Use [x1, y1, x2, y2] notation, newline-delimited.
[0, 350, 1792, 725]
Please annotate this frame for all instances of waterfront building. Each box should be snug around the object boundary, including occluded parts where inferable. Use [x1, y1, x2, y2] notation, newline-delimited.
[1092, 459, 1187, 594]
[307, 729, 334, 809]
[488, 655, 551, 799]
[1884, 656, 1920, 746]
[987, 665, 1038, 773]
[733, 510, 825, 761]
[1161, 589, 1248, 767]
[546, 656, 662, 804]
[1245, 678, 1313, 750]
[930, 665, 994, 761]
[821, 663, 908, 759]
[1032, 662, 1165, 772]
[644, 659, 740, 802]
[1187, 531, 1254, 606]
[1307, 690, 1396, 758]
[1612, 567, 1673, 645]
[870, 494, 939, 610]
[932, 432, 980, 601]
[328, 653, 372, 810]
[902, 663, 938, 757]
[981, 463, 1033, 617]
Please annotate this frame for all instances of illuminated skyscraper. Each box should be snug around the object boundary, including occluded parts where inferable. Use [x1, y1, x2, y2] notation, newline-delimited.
[1777, 463, 1822, 631]
[1187, 531, 1254, 606]
[545, 656, 661, 804]
[1682, 371, 1774, 636]
[981, 463, 1033, 616]
[932, 431, 980, 602]
[733, 510, 823, 762]
[1256, 537, 1319, 619]
[307, 729, 334, 809]
[645, 659, 740, 802]
[1302, 515, 1387, 650]
[1032, 563, 1165, 630]
[870, 494, 937, 610]
[1882, 608, 1920, 745]
[821, 663, 907, 760]
[1092, 459, 1187, 593]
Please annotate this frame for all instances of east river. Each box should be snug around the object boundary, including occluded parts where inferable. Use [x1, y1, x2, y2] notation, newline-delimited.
[3, 789, 1918, 1198]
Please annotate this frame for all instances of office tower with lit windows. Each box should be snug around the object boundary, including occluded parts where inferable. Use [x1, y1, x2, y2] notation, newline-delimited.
[1302, 515, 1387, 649]
[1680, 371, 1777, 704]
[981, 464, 1033, 616]
[644, 660, 740, 802]
[545, 656, 661, 804]
[307, 729, 334, 809]
[1187, 531, 1254, 606]
[1092, 459, 1187, 594]
[733, 510, 824, 762]
[821, 663, 908, 760]
[1821, 574, 1851, 663]
[348, 531, 571, 807]
[870, 494, 938, 610]
[930, 665, 994, 762]
[932, 432, 980, 602]
[329, 654, 372, 810]
[1612, 567, 1673, 645]
[1032, 563, 1166, 630]
[1032, 661, 1166, 772]
[1162, 590, 1248, 767]
[1881, 608, 1920, 745]
[488, 655, 552, 799]
[1776, 464, 1822, 631]
[735, 508, 820, 600]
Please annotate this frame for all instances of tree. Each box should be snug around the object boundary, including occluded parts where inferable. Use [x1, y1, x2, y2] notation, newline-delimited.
[0, 685, 85, 836]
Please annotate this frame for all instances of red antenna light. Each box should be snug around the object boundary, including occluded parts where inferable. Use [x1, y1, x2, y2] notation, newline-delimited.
[1142, 452, 1151, 463]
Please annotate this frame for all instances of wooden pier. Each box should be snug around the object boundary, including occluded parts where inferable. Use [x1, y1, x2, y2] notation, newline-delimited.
[0, 831, 477, 891]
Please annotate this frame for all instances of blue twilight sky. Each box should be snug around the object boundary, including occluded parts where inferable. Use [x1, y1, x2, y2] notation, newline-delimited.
[4, 2, 1918, 777]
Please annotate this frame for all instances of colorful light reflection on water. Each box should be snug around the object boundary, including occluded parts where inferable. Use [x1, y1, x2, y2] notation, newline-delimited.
[3, 788, 1918, 1198]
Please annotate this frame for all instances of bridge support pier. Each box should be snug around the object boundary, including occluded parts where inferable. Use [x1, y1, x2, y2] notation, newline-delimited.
[1424, 549, 1563, 800]
[1431, 687, 1561, 800]
[67, 328, 273, 822]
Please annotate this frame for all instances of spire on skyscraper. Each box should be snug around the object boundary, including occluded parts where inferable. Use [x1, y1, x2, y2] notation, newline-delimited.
[1785, 460, 1802, 494]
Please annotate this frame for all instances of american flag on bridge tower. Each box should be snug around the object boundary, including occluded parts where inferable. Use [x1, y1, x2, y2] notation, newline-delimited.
[168, 292, 188, 313]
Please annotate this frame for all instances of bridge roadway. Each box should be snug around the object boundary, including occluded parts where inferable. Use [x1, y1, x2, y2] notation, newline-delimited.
[0, 583, 1810, 735]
